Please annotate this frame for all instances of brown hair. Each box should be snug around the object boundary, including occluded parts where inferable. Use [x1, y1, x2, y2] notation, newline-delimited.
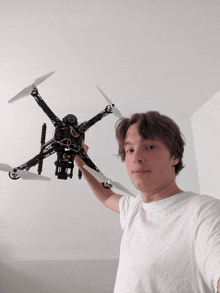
[115, 111, 185, 175]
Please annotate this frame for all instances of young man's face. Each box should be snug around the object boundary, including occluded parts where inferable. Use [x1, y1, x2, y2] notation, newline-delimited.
[124, 123, 179, 198]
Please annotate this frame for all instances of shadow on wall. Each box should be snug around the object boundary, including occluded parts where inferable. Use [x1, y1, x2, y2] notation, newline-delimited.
[191, 90, 220, 199]
[0, 259, 118, 293]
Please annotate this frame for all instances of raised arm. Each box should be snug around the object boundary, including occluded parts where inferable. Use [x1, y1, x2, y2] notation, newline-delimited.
[74, 142, 123, 214]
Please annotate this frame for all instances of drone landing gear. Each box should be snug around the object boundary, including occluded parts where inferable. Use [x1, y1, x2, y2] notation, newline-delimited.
[38, 123, 47, 175]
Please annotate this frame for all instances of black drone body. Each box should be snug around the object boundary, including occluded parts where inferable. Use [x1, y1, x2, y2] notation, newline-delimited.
[9, 85, 117, 185]
[1, 72, 135, 196]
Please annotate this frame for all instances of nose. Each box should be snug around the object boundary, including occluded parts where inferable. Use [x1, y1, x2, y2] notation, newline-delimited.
[133, 149, 146, 164]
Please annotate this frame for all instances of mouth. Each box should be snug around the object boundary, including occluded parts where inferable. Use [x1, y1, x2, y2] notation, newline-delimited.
[132, 170, 150, 174]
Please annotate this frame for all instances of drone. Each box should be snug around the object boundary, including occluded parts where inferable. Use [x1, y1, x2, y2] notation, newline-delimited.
[0, 72, 135, 196]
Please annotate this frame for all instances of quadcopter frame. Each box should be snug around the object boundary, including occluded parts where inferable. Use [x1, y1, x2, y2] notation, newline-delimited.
[9, 86, 115, 188]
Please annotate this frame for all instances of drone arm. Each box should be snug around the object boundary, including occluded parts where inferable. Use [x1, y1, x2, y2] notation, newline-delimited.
[77, 106, 113, 133]
[31, 87, 61, 127]
[16, 146, 56, 172]
[77, 149, 101, 173]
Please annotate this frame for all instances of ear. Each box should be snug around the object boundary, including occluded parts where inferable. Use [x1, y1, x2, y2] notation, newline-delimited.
[172, 156, 179, 166]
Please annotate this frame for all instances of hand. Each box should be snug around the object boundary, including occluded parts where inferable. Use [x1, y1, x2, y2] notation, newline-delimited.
[81, 141, 89, 153]
[74, 141, 89, 169]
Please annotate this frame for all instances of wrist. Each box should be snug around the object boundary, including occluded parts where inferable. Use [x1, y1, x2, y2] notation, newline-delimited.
[74, 156, 84, 169]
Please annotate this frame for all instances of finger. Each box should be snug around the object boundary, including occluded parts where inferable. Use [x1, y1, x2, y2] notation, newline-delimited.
[81, 141, 89, 152]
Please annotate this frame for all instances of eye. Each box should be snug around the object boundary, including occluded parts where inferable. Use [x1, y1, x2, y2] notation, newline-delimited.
[125, 148, 134, 154]
[147, 145, 155, 150]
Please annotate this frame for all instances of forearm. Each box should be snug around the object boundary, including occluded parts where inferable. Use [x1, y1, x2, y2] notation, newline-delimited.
[218, 278, 220, 293]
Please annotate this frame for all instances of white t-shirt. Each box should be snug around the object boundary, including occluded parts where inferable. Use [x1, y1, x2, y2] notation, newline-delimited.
[114, 191, 220, 293]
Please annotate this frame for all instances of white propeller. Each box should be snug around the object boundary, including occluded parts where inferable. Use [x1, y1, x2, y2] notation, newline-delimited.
[83, 165, 135, 197]
[0, 163, 51, 181]
[9, 71, 55, 104]
[96, 86, 123, 119]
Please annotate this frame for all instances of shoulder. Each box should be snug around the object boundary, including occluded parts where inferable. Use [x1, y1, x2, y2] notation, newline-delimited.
[172, 191, 220, 223]
[184, 192, 220, 228]
[119, 194, 142, 229]
[187, 192, 220, 210]
[119, 194, 142, 212]
[182, 191, 220, 206]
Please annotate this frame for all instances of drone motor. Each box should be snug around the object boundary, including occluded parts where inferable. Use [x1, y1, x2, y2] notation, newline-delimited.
[9, 169, 20, 180]
[62, 114, 78, 126]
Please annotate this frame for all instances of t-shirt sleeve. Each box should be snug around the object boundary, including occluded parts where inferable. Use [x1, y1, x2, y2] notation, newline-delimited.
[194, 199, 220, 293]
[119, 194, 139, 230]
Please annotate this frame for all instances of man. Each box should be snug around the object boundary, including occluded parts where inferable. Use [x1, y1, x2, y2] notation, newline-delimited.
[75, 111, 220, 293]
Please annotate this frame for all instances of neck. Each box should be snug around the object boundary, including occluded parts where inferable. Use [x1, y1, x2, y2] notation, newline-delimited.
[141, 179, 183, 203]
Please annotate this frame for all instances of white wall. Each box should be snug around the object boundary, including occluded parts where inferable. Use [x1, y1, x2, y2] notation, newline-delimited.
[1, 0, 220, 292]
[191, 90, 220, 199]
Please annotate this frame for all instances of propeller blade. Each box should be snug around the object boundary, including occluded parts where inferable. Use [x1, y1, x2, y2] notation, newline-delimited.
[112, 181, 135, 197]
[34, 71, 55, 86]
[17, 170, 51, 181]
[112, 106, 123, 119]
[9, 71, 55, 104]
[83, 165, 135, 196]
[0, 163, 51, 181]
[83, 165, 108, 182]
[96, 86, 123, 118]
[96, 85, 112, 104]
[9, 85, 33, 103]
